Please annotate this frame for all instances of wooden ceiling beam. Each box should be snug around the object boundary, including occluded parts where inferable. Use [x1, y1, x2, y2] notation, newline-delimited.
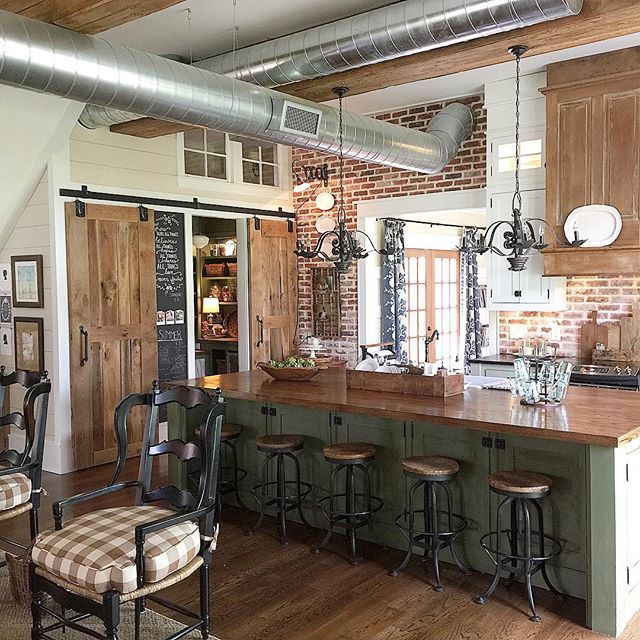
[99, 0, 640, 137]
[0, 1, 184, 35]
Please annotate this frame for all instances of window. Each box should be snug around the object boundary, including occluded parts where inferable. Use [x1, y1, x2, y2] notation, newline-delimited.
[497, 138, 543, 173]
[238, 137, 279, 186]
[183, 129, 227, 180]
[405, 249, 460, 370]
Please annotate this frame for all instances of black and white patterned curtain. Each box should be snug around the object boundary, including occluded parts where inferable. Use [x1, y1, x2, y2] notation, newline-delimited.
[460, 228, 482, 372]
[381, 220, 408, 364]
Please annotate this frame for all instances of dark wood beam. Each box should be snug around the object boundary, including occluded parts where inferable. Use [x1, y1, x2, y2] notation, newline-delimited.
[0, 0, 184, 35]
[106, 0, 640, 137]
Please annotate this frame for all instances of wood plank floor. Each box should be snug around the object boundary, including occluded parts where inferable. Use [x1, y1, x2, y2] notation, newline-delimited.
[3, 461, 638, 640]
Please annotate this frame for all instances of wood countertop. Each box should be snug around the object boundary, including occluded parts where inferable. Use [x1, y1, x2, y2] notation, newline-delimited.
[175, 369, 640, 448]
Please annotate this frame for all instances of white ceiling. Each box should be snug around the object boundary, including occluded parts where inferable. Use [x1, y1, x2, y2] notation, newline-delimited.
[103, 2, 640, 116]
[103, 0, 393, 61]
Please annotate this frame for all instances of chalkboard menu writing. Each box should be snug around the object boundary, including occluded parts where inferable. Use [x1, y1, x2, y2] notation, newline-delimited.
[155, 212, 188, 385]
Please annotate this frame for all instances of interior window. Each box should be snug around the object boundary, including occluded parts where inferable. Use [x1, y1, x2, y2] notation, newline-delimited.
[183, 129, 227, 180]
[497, 138, 543, 173]
[404, 249, 460, 370]
[238, 137, 279, 186]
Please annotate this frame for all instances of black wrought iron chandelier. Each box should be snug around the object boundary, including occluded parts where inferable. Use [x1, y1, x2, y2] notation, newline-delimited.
[294, 86, 394, 274]
[467, 45, 585, 271]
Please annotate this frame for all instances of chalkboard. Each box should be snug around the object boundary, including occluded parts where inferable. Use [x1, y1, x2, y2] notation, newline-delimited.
[155, 212, 188, 386]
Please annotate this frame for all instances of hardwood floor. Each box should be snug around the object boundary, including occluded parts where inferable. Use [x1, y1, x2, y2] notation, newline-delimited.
[3, 461, 638, 640]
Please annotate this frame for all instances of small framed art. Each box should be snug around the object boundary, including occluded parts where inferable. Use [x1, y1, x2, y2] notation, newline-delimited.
[14, 317, 44, 372]
[11, 255, 44, 308]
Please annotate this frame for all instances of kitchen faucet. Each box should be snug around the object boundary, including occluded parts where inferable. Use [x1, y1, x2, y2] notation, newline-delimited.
[424, 327, 439, 364]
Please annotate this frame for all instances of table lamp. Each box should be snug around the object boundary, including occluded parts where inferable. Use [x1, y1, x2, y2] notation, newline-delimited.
[202, 297, 220, 326]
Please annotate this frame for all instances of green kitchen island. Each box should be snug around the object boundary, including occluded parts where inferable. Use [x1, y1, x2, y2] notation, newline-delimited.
[169, 368, 640, 637]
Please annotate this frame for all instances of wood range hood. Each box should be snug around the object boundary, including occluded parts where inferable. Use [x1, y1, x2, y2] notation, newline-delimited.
[541, 46, 640, 277]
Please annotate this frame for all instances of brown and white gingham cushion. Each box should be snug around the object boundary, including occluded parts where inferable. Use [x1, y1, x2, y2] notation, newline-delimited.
[32, 506, 200, 594]
[0, 472, 31, 510]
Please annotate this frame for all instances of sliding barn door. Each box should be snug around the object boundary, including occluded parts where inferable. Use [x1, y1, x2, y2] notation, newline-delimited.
[248, 219, 297, 367]
[66, 203, 158, 470]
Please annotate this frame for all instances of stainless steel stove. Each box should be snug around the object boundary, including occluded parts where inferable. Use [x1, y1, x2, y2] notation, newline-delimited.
[570, 363, 640, 390]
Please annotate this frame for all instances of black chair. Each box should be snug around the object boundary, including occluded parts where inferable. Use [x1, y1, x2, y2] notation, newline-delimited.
[30, 383, 224, 640]
[0, 368, 51, 559]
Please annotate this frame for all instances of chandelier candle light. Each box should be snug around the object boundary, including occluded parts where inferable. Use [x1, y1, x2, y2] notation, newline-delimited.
[467, 45, 586, 271]
[295, 87, 394, 274]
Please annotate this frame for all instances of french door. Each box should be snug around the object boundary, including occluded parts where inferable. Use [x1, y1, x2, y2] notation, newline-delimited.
[66, 203, 158, 470]
[405, 249, 460, 369]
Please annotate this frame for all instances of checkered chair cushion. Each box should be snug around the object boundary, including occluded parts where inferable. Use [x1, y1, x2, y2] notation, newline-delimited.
[0, 472, 31, 510]
[32, 505, 201, 594]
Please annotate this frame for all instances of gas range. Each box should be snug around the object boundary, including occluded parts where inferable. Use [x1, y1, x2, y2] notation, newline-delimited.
[570, 363, 640, 390]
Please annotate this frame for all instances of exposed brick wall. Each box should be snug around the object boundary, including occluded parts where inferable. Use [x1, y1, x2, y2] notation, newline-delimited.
[499, 275, 640, 358]
[293, 95, 486, 366]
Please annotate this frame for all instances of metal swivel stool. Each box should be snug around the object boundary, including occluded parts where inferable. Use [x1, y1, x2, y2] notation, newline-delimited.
[314, 442, 384, 565]
[390, 456, 470, 591]
[473, 470, 562, 622]
[249, 434, 312, 544]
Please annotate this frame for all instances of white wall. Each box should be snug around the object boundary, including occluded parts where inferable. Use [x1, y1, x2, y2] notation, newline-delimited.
[0, 87, 82, 251]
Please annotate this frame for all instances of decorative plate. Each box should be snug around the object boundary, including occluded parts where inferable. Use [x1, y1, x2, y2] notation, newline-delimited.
[223, 310, 238, 337]
[564, 205, 622, 247]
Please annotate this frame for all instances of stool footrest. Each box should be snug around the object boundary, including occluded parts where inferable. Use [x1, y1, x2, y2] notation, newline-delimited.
[317, 493, 383, 522]
[479, 529, 562, 564]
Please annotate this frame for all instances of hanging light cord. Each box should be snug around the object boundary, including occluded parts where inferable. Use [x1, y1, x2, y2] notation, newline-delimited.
[187, 8, 193, 65]
[337, 89, 345, 225]
[232, 0, 239, 77]
[512, 49, 522, 215]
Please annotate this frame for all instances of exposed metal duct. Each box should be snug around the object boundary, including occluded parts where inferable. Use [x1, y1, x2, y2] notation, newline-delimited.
[0, 10, 474, 174]
[77, 0, 582, 132]
[197, 0, 583, 87]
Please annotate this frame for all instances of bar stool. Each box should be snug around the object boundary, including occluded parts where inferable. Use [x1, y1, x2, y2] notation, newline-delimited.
[390, 456, 470, 591]
[473, 470, 562, 622]
[314, 442, 384, 565]
[194, 422, 248, 519]
[249, 434, 312, 544]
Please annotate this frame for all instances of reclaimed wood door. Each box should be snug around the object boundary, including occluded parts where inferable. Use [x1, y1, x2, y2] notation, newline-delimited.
[66, 203, 158, 470]
[247, 219, 297, 368]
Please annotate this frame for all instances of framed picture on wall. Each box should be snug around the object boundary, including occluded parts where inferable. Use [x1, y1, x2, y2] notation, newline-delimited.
[14, 317, 44, 372]
[11, 255, 44, 308]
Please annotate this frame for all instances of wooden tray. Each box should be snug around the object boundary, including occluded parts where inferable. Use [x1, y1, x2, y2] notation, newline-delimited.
[346, 370, 464, 397]
[257, 362, 322, 381]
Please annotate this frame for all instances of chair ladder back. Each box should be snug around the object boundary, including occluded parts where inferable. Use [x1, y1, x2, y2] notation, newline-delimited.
[0, 411, 27, 467]
[111, 392, 150, 487]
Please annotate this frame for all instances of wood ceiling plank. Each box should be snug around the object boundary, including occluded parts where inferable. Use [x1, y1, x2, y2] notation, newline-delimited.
[0, 0, 184, 34]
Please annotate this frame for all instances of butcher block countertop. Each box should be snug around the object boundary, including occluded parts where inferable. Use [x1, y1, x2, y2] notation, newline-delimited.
[176, 369, 640, 448]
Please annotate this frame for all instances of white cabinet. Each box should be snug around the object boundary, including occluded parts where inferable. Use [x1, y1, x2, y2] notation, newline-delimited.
[469, 362, 514, 377]
[486, 189, 566, 310]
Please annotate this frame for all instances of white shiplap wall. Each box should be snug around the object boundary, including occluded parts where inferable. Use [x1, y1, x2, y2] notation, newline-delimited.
[1, 172, 56, 460]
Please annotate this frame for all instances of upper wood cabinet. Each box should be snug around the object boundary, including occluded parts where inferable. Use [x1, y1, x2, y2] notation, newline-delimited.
[543, 47, 640, 275]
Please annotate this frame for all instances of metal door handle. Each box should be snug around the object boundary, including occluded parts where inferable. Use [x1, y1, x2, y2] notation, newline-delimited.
[79, 325, 89, 367]
[256, 315, 264, 348]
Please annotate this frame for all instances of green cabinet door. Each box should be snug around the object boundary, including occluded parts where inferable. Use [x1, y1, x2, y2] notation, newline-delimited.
[412, 422, 493, 572]
[493, 433, 588, 599]
[268, 402, 332, 528]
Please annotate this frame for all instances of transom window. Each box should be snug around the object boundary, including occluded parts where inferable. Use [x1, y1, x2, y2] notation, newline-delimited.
[238, 137, 278, 187]
[183, 129, 227, 180]
[405, 249, 460, 370]
[498, 138, 543, 173]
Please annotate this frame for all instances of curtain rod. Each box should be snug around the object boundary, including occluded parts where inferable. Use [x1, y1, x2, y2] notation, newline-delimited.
[376, 216, 485, 230]
[59, 186, 295, 219]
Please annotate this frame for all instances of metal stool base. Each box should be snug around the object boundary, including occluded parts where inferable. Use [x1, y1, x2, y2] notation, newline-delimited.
[249, 450, 312, 544]
[391, 478, 469, 591]
[474, 495, 563, 622]
[314, 460, 384, 565]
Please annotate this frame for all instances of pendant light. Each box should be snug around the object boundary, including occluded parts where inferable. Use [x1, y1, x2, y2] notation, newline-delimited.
[467, 45, 585, 271]
[294, 86, 394, 273]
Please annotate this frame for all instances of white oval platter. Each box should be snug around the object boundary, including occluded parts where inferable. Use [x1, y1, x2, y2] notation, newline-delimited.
[564, 204, 622, 248]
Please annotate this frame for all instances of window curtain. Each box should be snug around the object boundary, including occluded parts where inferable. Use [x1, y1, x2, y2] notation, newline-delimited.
[381, 220, 409, 363]
[460, 228, 482, 372]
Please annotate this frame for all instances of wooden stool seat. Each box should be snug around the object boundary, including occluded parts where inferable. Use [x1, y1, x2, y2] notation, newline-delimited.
[323, 442, 376, 462]
[488, 470, 552, 496]
[221, 423, 242, 440]
[401, 456, 459, 479]
[256, 434, 304, 453]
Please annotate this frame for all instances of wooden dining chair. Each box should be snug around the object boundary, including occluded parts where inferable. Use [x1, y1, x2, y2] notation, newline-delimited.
[30, 383, 224, 640]
[0, 368, 51, 559]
